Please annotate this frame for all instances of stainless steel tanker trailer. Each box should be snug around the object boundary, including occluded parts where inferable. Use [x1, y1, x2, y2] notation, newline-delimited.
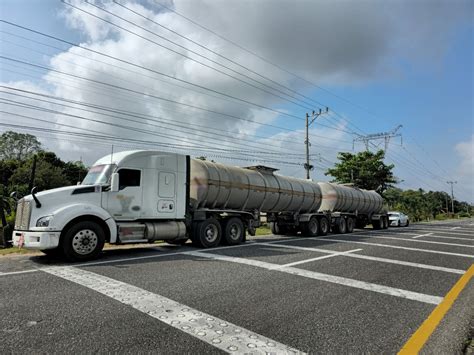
[12, 151, 389, 261]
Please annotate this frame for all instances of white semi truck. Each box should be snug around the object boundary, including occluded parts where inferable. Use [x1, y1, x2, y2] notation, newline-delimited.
[12, 150, 389, 261]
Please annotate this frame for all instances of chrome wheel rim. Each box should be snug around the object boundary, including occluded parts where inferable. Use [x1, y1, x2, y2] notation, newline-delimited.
[229, 223, 241, 241]
[204, 224, 219, 243]
[72, 229, 98, 255]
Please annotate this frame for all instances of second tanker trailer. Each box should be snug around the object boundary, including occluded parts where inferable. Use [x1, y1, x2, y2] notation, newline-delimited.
[12, 150, 389, 261]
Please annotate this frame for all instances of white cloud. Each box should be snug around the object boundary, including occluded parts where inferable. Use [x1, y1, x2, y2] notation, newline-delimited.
[455, 134, 474, 202]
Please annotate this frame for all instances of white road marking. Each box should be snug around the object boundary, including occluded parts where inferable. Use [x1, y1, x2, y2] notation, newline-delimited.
[345, 234, 474, 248]
[412, 234, 474, 242]
[273, 248, 362, 268]
[382, 229, 474, 237]
[306, 237, 474, 258]
[43, 266, 303, 354]
[412, 233, 434, 239]
[186, 251, 443, 305]
[261, 243, 465, 275]
[450, 227, 461, 230]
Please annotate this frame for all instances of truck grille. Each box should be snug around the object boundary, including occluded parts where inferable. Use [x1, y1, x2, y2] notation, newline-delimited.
[15, 199, 32, 230]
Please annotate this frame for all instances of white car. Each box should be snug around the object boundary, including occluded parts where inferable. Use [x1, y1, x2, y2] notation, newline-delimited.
[388, 212, 409, 227]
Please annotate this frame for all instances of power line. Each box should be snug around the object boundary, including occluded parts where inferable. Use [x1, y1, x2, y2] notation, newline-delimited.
[113, 0, 328, 110]
[64, 1, 316, 111]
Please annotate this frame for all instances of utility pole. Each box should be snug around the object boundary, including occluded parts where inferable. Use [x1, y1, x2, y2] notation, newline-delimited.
[446, 181, 457, 214]
[305, 107, 329, 179]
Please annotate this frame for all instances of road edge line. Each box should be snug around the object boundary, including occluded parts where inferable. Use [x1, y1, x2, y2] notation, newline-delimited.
[398, 264, 474, 354]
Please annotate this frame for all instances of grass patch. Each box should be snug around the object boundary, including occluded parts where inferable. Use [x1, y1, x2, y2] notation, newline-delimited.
[254, 225, 271, 236]
[0, 247, 37, 256]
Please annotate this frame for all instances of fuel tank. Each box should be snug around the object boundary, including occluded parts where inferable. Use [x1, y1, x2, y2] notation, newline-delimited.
[317, 182, 383, 214]
[190, 159, 322, 213]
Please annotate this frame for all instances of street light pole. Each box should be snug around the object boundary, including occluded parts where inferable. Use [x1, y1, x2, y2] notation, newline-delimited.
[305, 107, 329, 179]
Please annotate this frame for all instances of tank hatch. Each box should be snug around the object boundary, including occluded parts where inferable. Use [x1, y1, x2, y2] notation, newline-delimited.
[244, 165, 279, 174]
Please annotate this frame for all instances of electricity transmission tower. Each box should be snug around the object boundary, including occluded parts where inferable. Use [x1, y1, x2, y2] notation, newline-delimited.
[353, 125, 403, 152]
[305, 108, 329, 179]
[446, 181, 457, 214]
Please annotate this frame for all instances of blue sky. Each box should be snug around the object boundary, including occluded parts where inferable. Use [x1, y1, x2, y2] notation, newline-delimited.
[1, 0, 473, 201]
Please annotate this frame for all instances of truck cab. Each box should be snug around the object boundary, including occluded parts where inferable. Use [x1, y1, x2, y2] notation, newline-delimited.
[12, 151, 188, 261]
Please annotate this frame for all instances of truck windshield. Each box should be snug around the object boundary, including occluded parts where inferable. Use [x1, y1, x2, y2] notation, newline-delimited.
[82, 164, 116, 185]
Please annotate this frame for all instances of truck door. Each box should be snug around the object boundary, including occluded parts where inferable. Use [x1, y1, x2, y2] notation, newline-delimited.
[105, 168, 143, 220]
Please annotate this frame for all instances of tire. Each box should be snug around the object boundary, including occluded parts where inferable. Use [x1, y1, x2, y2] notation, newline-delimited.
[61, 221, 105, 261]
[319, 217, 329, 236]
[346, 217, 354, 233]
[334, 218, 347, 234]
[192, 218, 222, 248]
[223, 217, 244, 245]
[398, 220, 401, 227]
[382, 217, 389, 229]
[302, 217, 319, 237]
[373, 220, 382, 230]
[406, 220, 410, 227]
[270, 222, 287, 235]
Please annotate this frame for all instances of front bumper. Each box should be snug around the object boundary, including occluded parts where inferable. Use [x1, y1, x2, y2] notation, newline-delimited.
[389, 220, 399, 226]
[12, 230, 61, 250]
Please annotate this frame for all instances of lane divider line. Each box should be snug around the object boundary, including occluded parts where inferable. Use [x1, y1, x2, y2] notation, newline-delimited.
[260, 243, 466, 275]
[186, 251, 444, 305]
[273, 248, 363, 268]
[413, 234, 474, 242]
[398, 264, 474, 354]
[344, 234, 474, 248]
[303, 237, 474, 258]
[43, 266, 304, 354]
[412, 233, 433, 239]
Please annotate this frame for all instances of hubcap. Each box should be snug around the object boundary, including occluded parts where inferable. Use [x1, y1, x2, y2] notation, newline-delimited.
[72, 229, 98, 255]
[204, 224, 218, 243]
[229, 223, 241, 241]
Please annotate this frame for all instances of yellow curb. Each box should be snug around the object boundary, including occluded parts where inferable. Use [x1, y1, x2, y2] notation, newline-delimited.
[398, 263, 474, 354]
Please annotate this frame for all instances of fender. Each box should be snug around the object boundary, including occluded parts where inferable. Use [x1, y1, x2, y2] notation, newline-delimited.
[51, 203, 118, 243]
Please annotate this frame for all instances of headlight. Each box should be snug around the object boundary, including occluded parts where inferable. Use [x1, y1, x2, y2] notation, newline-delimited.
[36, 215, 53, 227]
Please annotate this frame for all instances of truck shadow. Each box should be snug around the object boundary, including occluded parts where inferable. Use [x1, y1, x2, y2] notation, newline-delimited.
[27, 227, 388, 267]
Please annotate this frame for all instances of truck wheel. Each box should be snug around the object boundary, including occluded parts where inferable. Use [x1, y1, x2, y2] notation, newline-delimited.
[303, 217, 319, 237]
[346, 217, 354, 233]
[223, 218, 244, 245]
[61, 221, 105, 261]
[319, 217, 329, 236]
[335, 218, 347, 234]
[270, 222, 284, 235]
[193, 218, 222, 248]
[383, 217, 389, 229]
[373, 220, 381, 230]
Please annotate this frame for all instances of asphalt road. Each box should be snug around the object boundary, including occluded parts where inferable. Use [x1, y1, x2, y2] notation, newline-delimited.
[1, 219, 473, 354]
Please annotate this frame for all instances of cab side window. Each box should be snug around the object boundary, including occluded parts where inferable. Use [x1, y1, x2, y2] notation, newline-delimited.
[118, 169, 141, 190]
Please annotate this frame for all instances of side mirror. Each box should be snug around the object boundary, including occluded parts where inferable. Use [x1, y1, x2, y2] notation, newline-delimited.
[110, 173, 119, 192]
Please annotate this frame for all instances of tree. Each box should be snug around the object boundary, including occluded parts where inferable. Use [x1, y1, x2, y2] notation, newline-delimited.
[325, 150, 397, 193]
[9, 159, 70, 195]
[0, 131, 42, 160]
